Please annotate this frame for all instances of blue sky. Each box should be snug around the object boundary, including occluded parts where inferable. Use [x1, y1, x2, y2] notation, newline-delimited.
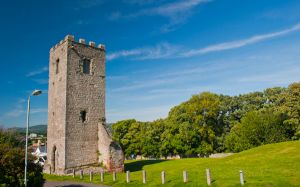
[1, 0, 300, 127]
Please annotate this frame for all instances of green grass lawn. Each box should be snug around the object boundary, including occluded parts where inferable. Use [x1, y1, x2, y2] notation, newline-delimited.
[44, 141, 300, 186]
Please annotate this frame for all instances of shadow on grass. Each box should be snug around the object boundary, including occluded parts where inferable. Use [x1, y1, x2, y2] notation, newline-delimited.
[125, 160, 168, 172]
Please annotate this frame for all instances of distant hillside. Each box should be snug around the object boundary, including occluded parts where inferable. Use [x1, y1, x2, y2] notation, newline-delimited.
[9, 124, 47, 135]
[8, 123, 113, 136]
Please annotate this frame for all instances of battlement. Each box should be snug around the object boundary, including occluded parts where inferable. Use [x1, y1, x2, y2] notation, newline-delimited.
[50, 35, 106, 52]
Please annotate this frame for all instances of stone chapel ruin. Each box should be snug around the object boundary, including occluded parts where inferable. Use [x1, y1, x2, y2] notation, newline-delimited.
[44, 35, 124, 174]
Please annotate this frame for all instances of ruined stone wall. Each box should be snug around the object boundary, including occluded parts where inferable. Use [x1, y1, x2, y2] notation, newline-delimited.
[98, 123, 124, 171]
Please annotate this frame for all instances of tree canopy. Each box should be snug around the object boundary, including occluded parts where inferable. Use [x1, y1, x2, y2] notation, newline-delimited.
[112, 82, 300, 158]
[0, 129, 44, 187]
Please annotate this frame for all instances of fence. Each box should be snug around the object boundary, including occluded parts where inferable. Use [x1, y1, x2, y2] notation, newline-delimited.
[73, 168, 245, 185]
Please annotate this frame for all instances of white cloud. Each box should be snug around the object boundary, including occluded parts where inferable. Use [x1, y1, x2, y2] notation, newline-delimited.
[109, 0, 211, 32]
[107, 75, 128, 81]
[108, 22, 300, 61]
[109, 59, 242, 93]
[5, 108, 47, 118]
[3, 99, 25, 118]
[237, 66, 300, 84]
[155, 64, 226, 78]
[111, 0, 210, 19]
[123, 0, 163, 5]
[107, 48, 144, 60]
[74, 0, 104, 10]
[136, 0, 211, 18]
[31, 108, 48, 114]
[111, 76, 179, 92]
[181, 22, 300, 57]
[1, 98, 46, 119]
[118, 87, 212, 101]
[6, 108, 25, 118]
[149, 87, 210, 94]
[32, 78, 49, 84]
[26, 66, 48, 77]
[107, 105, 172, 122]
[107, 42, 179, 60]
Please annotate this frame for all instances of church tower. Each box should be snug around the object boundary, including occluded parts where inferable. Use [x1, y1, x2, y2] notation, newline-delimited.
[46, 35, 123, 174]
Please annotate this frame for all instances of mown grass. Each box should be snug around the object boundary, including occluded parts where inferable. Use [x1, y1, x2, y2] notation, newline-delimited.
[44, 141, 300, 186]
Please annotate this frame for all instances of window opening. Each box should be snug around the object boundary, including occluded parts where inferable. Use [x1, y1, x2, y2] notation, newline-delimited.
[80, 110, 87, 122]
[82, 59, 91, 74]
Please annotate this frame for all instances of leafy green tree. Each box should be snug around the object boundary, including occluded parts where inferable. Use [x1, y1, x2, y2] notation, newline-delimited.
[159, 120, 178, 158]
[0, 129, 44, 187]
[225, 110, 288, 152]
[112, 82, 300, 156]
[112, 119, 136, 156]
[0, 129, 24, 148]
[276, 83, 300, 139]
[167, 92, 222, 156]
[140, 120, 165, 158]
[263, 87, 286, 107]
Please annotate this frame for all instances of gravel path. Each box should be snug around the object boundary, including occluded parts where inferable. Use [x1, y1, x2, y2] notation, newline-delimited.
[44, 181, 110, 187]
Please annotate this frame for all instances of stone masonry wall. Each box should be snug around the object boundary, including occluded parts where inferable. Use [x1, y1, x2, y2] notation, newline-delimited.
[46, 35, 123, 174]
[46, 39, 68, 174]
[98, 122, 124, 171]
[65, 38, 105, 169]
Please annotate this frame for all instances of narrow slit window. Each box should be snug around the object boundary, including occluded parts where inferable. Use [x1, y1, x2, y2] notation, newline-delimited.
[83, 59, 91, 74]
[55, 59, 59, 74]
[80, 110, 87, 122]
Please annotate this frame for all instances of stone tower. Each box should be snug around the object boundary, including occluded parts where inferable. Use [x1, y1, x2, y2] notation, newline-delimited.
[45, 35, 124, 175]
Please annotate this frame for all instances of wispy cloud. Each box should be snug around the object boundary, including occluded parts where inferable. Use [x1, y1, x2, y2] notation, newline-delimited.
[32, 78, 48, 84]
[118, 87, 212, 101]
[181, 22, 300, 57]
[110, 0, 211, 32]
[76, 20, 89, 25]
[5, 108, 47, 118]
[149, 87, 211, 94]
[107, 75, 128, 81]
[134, 0, 211, 18]
[111, 0, 210, 19]
[4, 98, 25, 118]
[107, 105, 172, 122]
[109, 59, 243, 93]
[2, 98, 47, 119]
[107, 42, 180, 60]
[108, 22, 300, 61]
[111, 76, 179, 92]
[74, 0, 104, 10]
[31, 108, 48, 114]
[237, 66, 300, 84]
[123, 0, 164, 6]
[26, 66, 48, 77]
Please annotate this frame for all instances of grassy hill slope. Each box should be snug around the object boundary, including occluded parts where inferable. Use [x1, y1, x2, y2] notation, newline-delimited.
[45, 141, 300, 186]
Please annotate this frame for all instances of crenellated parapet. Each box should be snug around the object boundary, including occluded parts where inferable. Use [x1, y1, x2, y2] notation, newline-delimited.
[50, 35, 106, 52]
